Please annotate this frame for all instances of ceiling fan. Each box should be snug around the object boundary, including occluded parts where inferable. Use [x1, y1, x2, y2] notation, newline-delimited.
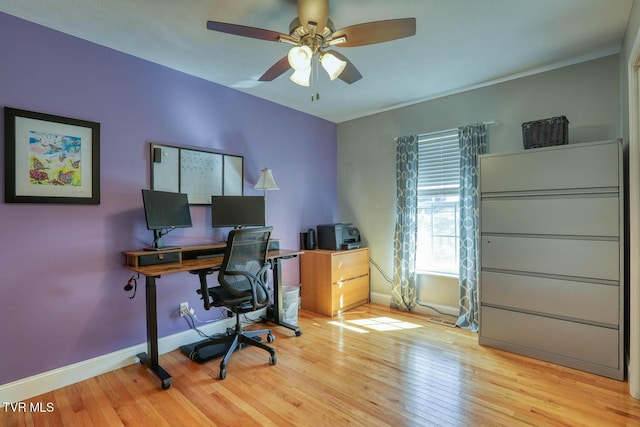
[206, 0, 416, 88]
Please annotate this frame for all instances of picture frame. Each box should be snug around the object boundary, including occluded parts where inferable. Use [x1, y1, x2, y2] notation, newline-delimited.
[4, 107, 100, 204]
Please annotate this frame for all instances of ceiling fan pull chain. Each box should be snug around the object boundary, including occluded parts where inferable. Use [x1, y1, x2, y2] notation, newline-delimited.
[311, 55, 319, 102]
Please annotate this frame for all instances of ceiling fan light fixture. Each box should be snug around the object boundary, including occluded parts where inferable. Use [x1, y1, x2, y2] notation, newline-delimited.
[287, 45, 313, 71]
[290, 67, 311, 87]
[320, 52, 347, 80]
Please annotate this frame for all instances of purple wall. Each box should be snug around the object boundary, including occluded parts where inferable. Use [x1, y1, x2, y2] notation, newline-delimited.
[0, 12, 337, 385]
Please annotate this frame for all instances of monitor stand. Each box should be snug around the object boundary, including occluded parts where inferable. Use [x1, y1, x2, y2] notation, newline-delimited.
[144, 230, 181, 251]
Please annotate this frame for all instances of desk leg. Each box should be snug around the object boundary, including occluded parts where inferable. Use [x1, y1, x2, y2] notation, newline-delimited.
[262, 258, 301, 336]
[137, 275, 172, 390]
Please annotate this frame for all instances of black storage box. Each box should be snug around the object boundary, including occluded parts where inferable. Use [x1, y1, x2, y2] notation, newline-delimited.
[522, 116, 569, 149]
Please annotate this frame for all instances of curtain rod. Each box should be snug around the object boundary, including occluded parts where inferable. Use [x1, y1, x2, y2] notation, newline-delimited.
[419, 120, 498, 137]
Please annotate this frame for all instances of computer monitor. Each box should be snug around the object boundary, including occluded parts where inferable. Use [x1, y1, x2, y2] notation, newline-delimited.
[211, 196, 265, 228]
[141, 189, 192, 250]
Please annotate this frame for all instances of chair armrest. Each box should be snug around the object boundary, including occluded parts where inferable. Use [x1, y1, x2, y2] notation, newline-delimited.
[189, 268, 218, 310]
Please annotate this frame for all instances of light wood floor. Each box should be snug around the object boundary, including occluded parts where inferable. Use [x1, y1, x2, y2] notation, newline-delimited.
[2, 303, 640, 426]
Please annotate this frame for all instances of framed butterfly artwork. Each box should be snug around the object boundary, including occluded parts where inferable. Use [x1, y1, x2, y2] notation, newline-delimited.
[4, 107, 100, 204]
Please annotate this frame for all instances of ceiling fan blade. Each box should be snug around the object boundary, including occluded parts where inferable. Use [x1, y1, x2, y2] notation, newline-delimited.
[332, 18, 416, 47]
[297, 0, 329, 32]
[325, 50, 362, 84]
[206, 21, 286, 42]
[259, 56, 292, 81]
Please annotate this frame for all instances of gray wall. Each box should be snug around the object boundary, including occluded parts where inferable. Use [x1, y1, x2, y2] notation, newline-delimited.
[337, 55, 622, 310]
[621, 0, 640, 146]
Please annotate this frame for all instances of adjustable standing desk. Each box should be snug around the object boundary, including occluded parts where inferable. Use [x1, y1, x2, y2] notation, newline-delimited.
[123, 242, 302, 389]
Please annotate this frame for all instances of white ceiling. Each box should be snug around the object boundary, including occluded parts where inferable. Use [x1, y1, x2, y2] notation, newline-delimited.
[0, 0, 634, 123]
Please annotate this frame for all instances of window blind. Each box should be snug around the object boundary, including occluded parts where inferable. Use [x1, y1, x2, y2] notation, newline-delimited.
[417, 130, 460, 197]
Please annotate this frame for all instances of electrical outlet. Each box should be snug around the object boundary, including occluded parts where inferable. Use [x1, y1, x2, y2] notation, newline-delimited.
[179, 302, 189, 316]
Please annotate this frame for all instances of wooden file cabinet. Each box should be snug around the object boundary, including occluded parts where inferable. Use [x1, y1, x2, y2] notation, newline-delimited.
[301, 248, 370, 317]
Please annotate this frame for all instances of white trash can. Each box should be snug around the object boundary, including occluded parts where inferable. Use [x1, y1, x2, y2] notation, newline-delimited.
[281, 285, 300, 325]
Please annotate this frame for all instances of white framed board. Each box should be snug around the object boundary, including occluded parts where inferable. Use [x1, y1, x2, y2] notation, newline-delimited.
[150, 143, 243, 204]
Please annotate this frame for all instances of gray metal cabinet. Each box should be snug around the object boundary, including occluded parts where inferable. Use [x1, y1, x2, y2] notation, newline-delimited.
[478, 140, 624, 380]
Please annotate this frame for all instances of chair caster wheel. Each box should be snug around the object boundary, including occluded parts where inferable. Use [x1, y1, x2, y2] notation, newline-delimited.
[218, 369, 227, 380]
[295, 331, 302, 337]
[269, 354, 277, 365]
[161, 381, 171, 390]
[267, 333, 275, 343]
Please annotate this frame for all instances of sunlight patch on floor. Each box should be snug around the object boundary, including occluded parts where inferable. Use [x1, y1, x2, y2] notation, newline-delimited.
[329, 316, 423, 332]
[328, 321, 369, 333]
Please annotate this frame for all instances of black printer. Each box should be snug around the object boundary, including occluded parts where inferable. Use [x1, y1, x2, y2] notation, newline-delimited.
[317, 223, 361, 250]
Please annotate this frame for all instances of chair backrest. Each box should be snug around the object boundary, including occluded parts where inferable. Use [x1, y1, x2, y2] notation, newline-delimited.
[218, 226, 273, 308]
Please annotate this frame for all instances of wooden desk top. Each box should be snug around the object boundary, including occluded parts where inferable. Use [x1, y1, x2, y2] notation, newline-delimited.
[123, 244, 302, 277]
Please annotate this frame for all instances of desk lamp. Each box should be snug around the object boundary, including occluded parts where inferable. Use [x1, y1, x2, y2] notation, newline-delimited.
[254, 168, 279, 222]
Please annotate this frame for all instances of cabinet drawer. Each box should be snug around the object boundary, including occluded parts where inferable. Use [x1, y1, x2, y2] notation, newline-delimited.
[331, 275, 369, 315]
[481, 195, 619, 237]
[331, 249, 369, 283]
[138, 251, 181, 266]
[480, 141, 619, 193]
[481, 271, 619, 325]
[482, 236, 619, 281]
[480, 307, 619, 369]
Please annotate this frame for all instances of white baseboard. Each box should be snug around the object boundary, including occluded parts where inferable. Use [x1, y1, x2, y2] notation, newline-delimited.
[370, 292, 458, 318]
[370, 291, 394, 307]
[0, 315, 241, 403]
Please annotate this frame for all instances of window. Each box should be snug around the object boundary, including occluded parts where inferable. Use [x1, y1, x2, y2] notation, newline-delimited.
[416, 130, 460, 275]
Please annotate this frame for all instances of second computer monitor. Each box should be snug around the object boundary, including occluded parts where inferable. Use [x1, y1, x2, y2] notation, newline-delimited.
[211, 196, 265, 228]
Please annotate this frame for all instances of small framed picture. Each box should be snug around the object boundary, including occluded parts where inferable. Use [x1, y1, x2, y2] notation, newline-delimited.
[4, 107, 100, 204]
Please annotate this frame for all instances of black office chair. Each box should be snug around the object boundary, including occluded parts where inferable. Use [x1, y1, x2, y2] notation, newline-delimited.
[192, 226, 276, 379]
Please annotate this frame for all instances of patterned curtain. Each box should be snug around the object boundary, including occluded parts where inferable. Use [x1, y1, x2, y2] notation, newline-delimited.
[391, 135, 418, 311]
[456, 124, 487, 331]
